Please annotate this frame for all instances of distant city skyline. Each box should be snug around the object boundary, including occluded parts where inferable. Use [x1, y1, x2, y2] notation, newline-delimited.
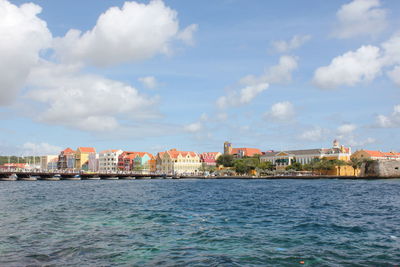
[0, 0, 399, 156]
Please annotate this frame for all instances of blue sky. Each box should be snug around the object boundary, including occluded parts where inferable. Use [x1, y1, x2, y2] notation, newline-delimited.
[0, 0, 399, 156]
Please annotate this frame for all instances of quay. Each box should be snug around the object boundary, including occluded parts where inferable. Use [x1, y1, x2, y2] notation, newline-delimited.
[0, 171, 398, 181]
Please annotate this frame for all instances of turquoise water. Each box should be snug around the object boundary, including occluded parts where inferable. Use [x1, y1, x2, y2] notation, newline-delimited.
[0, 179, 399, 266]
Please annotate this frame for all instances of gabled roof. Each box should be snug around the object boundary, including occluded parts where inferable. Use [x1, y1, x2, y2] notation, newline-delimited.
[163, 149, 198, 159]
[77, 147, 96, 153]
[231, 148, 262, 156]
[62, 147, 75, 154]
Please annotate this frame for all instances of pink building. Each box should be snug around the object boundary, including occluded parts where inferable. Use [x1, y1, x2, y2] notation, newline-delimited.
[200, 152, 222, 166]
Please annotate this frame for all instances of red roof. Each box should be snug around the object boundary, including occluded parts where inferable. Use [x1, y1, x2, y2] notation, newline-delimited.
[77, 147, 96, 153]
[362, 150, 400, 158]
[62, 147, 75, 154]
[231, 148, 261, 157]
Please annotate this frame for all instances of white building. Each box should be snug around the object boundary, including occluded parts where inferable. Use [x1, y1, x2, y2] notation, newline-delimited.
[40, 155, 58, 170]
[260, 140, 351, 169]
[99, 149, 123, 172]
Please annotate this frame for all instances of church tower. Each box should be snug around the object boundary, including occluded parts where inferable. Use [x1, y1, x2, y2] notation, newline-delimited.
[224, 141, 232, 154]
[333, 139, 339, 148]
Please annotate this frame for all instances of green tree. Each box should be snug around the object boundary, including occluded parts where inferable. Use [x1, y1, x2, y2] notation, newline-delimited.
[257, 161, 274, 171]
[234, 159, 251, 174]
[216, 154, 234, 167]
[285, 162, 303, 171]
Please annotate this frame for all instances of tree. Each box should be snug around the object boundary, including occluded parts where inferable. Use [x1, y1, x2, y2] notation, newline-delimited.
[257, 161, 274, 171]
[234, 159, 248, 174]
[285, 162, 303, 171]
[216, 154, 234, 167]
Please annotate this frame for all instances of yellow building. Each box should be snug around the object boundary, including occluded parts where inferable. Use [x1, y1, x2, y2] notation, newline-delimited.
[75, 147, 96, 171]
[156, 149, 201, 175]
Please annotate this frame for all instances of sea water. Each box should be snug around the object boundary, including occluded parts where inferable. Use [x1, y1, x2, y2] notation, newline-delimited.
[0, 179, 399, 266]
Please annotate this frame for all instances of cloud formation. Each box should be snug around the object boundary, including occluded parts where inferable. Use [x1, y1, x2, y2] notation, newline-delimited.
[300, 127, 329, 142]
[0, 0, 51, 105]
[264, 101, 295, 122]
[22, 142, 62, 156]
[313, 33, 400, 89]
[139, 76, 158, 89]
[376, 105, 400, 128]
[53, 0, 197, 66]
[272, 35, 311, 53]
[333, 0, 387, 39]
[26, 61, 159, 132]
[217, 56, 297, 109]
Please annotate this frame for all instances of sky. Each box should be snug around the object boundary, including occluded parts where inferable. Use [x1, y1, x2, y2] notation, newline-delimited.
[0, 0, 400, 156]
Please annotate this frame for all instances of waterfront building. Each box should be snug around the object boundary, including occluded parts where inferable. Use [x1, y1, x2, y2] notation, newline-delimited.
[88, 153, 99, 172]
[200, 152, 222, 166]
[156, 149, 201, 175]
[47, 157, 58, 170]
[40, 155, 58, 170]
[75, 147, 96, 171]
[261, 140, 352, 171]
[223, 141, 261, 158]
[351, 150, 400, 161]
[0, 163, 29, 170]
[133, 152, 155, 173]
[58, 148, 76, 170]
[99, 149, 123, 172]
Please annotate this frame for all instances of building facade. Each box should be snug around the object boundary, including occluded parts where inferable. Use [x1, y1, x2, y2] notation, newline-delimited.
[200, 152, 222, 166]
[58, 148, 76, 170]
[75, 147, 96, 171]
[224, 141, 261, 158]
[260, 140, 351, 170]
[351, 150, 400, 161]
[99, 149, 123, 172]
[156, 149, 201, 175]
[41, 155, 58, 170]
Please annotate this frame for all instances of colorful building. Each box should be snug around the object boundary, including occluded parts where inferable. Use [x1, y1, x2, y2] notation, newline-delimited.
[351, 150, 400, 161]
[200, 152, 222, 166]
[75, 147, 96, 171]
[224, 141, 261, 157]
[260, 140, 352, 172]
[58, 148, 76, 170]
[156, 149, 201, 175]
[40, 155, 58, 170]
[99, 149, 123, 172]
[133, 152, 155, 173]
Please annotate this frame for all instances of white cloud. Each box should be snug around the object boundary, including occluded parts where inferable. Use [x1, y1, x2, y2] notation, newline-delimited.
[313, 32, 400, 89]
[313, 45, 382, 89]
[376, 105, 400, 128]
[25, 61, 159, 132]
[300, 127, 329, 141]
[333, 0, 387, 39]
[337, 123, 357, 135]
[53, 0, 196, 66]
[217, 55, 297, 109]
[184, 122, 203, 133]
[264, 101, 295, 122]
[335, 123, 374, 147]
[139, 76, 158, 89]
[22, 142, 62, 156]
[272, 35, 311, 53]
[177, 24, 198, 46]
[387, 66, 400, 87]
[0, 0, 51, 105]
